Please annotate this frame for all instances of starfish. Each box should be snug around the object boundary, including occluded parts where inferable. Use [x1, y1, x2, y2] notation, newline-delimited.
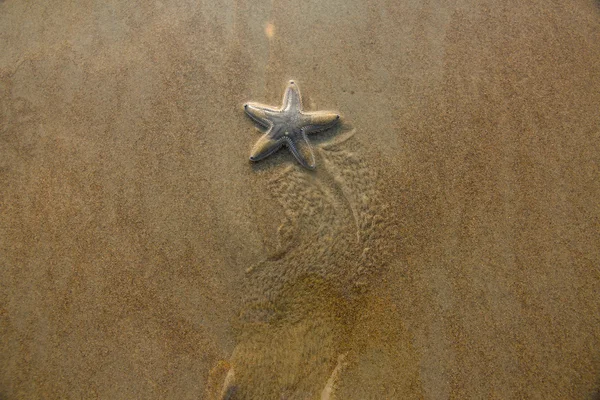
[244, 80, 340, 169]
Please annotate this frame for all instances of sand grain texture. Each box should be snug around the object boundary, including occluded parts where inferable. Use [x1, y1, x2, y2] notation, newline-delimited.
[1, 0, 600, 399]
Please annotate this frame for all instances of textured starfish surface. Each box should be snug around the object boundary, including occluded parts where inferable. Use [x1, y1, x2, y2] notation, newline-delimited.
[244, 80, 340, 169]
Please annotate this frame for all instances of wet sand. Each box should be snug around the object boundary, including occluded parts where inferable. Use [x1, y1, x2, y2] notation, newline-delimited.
[1, 0, 600, 398]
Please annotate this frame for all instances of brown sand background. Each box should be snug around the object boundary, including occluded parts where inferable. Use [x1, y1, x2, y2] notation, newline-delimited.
[1, 0, 600, 398]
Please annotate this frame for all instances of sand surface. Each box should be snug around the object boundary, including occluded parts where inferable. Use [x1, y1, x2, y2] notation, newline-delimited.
[1, 0, 600, 399]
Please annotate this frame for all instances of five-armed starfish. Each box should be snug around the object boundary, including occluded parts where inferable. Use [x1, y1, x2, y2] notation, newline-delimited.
[243, 80, 340, 169]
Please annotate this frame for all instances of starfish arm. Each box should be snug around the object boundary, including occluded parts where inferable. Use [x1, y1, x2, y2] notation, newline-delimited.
[249, 131, 285, 162]
[282, 80, 302, 112]
[286, 131, 316, 169]
[302, 111, 340, 134]
[244, 103, 278, 128]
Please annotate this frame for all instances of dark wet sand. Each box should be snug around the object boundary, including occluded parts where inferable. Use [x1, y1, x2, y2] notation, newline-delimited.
[1, 1, 600, 399]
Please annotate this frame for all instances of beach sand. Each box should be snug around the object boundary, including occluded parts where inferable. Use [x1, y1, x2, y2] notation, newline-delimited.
[1, 0, 599, 398]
